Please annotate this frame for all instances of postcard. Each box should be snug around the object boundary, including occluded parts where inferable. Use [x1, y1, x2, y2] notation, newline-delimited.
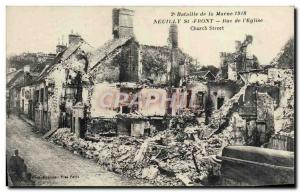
[6, 6, 295, 187]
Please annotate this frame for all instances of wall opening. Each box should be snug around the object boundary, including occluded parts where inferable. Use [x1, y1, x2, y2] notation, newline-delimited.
[217, 97, 225, 109]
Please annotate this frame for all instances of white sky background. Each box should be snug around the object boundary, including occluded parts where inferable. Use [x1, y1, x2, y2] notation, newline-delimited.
[6, 6, 294, 67]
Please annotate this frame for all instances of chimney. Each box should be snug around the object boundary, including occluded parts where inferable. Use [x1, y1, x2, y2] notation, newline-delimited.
[56, 44, 67, 54]
[168, 24, 178, 49]
[56, 36, 67, 53]
[220, 52, 229, 63]
[168, 24, 180, 87]
[68, 32, 82, 45]
[220, 52, 229, 79]
[112, 8, 134, 39]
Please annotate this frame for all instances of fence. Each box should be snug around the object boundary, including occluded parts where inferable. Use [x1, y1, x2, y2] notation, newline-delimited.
[269, 134, 294, 152]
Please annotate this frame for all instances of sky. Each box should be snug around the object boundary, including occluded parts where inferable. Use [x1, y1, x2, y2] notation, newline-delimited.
[6, 6, 294, 67]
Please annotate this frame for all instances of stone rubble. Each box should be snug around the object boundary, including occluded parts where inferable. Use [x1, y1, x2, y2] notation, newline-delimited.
[49, 127, 223, 186]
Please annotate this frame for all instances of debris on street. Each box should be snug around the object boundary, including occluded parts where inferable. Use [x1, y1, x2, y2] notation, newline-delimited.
[49, 127, 223, 186]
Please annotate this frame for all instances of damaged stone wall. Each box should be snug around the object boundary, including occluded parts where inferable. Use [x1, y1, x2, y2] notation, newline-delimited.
[219, 35, 260, 81]
[208, 81, 240, 113]
[267, 69, 294, 151]
[90, 49, 121, 83]
[228, 62, 238, 81]
[140, 45, 169, 84]
[239, 71, 268, 85]
[228, 112, 246, 145]
[255, 92, 274, 145]
[268, 69, 294, 134]
[44, 40, 93, 132]
[140, 45, 192, 85]
[89, 39, 142, 84]
[46, 65, 66, 129]
[209, 68, 293, 149]
[186, 82, 208, 114]
[119, 39, 139, 82]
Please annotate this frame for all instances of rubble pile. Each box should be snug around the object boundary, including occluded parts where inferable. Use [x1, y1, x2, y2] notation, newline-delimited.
[210, 86, 246, 128]
[274, 106, 294, 133]
[49, 128, 223, 186]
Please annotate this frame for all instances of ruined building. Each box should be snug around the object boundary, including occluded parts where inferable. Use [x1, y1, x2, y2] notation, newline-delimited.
[219, 35, 260, 81]
[86, 9, 197, 138]
[31, 31, 93, 134]
[6, 8, 294, 153]
[6, 8, 204, 139]
[207, 35, 294, 151]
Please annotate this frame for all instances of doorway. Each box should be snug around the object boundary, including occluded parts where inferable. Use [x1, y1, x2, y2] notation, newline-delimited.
[217, 97, 225, 109]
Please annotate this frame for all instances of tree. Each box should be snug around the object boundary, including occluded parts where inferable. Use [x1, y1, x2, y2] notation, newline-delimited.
[275, 38, 294, 69]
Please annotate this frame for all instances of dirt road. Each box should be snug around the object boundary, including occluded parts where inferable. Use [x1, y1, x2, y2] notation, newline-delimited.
[6, 115, 150, 186]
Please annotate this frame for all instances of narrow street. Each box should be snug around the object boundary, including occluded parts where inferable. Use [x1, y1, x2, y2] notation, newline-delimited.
[6, 115, 150, 186]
